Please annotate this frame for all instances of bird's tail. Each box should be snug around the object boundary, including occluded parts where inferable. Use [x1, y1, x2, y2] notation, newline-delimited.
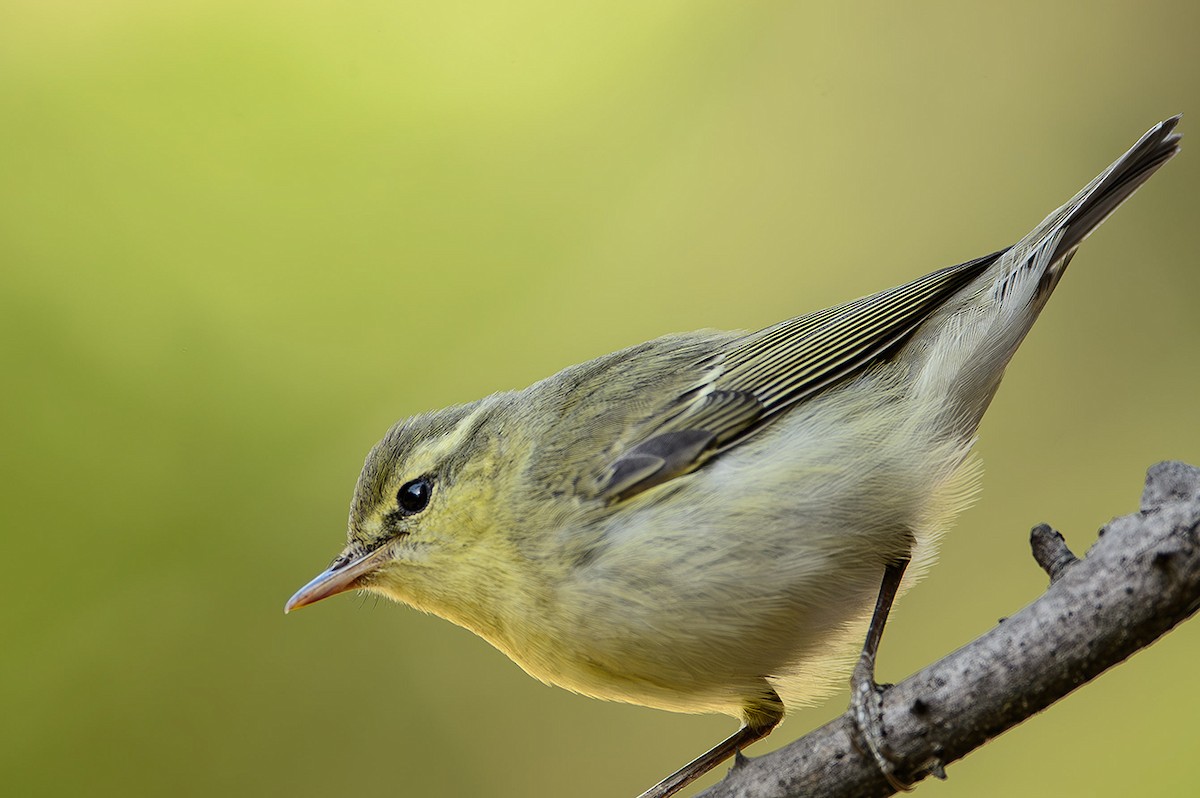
[907, 117, 1181, 438]
[1012, 115, 1182, 300]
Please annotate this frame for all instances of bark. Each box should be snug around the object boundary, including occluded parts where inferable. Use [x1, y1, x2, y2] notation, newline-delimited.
[699, 461, 1200, 798]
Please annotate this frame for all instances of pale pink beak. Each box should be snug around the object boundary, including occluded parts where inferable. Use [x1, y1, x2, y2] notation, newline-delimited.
[284, 544, 394, 613]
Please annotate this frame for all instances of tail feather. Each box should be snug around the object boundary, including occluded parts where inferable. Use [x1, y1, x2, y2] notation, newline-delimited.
[1032, 115, 1182, 268]
[907, 117, 1181, 439]
[993, 116, 1181, 315]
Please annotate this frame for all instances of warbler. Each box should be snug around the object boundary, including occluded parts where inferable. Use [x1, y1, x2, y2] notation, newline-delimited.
[286, 117, 1180, 797]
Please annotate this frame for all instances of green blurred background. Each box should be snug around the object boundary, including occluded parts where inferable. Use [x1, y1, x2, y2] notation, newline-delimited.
[3, 2, 1197, 796]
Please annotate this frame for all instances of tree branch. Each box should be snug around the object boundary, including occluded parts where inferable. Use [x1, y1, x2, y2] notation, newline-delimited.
[699, 461, 1200, 798]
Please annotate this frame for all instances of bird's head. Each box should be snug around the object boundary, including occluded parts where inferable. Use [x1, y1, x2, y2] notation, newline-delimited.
[285, 397, 520, 624]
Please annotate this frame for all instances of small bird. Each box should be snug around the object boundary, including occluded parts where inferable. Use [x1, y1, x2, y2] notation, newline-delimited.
[287, 117, 1180, 797]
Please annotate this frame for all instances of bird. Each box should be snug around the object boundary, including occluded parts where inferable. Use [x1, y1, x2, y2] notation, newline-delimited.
[286, 117, 1181, 797]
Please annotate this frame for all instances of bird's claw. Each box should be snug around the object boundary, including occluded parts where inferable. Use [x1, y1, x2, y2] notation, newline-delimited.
[849, 658, 914, 792]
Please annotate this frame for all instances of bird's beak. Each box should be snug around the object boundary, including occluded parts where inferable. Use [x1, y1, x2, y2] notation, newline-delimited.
[284, 544, 393, 614]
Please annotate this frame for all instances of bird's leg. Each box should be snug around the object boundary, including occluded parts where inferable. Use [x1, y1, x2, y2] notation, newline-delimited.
[849, 557, 914, 791]
[637, 705, 781, 798]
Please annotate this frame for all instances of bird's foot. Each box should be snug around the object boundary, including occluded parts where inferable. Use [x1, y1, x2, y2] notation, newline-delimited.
[849, 655, 914, 792]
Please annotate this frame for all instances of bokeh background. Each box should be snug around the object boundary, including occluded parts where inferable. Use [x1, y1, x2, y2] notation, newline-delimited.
[3, 2, 1198, 796]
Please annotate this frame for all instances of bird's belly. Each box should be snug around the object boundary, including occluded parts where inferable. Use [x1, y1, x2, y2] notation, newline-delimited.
[510, 515, 896, 719]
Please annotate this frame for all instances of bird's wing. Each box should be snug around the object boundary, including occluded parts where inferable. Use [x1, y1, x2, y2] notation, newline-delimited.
[597, 250, 1006, 502]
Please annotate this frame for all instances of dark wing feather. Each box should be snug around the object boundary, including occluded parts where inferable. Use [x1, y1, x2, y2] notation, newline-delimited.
[597, 249, 1007, 502]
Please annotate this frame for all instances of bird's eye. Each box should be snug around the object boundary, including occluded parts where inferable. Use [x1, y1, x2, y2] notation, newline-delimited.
[396, 477, 433, 515]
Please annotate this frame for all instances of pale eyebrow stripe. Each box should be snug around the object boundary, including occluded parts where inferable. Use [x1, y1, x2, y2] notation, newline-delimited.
[412, 402, 493, 471]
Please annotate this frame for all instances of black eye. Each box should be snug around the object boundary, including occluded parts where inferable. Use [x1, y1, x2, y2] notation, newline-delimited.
[396, 477, 432, 515]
